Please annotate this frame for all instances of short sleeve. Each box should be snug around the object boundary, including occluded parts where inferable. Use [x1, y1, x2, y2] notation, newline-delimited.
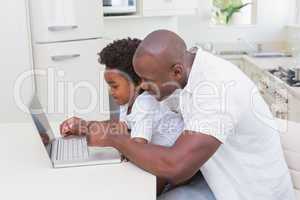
[129, 93, 159, 142]
[130, 115, 154, 141]
[181, 90, 239, 143]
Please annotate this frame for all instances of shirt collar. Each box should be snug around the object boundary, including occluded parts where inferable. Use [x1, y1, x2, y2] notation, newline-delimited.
[183, 49, 206, 93]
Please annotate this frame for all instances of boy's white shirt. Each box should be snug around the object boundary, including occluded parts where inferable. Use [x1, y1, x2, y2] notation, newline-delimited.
[119, 92, 184, 147]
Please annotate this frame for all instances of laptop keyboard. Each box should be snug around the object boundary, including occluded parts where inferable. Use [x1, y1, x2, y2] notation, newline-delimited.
[55, 137, 89, 161]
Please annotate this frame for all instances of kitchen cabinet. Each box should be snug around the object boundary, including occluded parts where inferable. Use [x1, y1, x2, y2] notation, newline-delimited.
[242, 59, 289, 120]
[34, 39, 110, 122]
[242, 60, 264, 84]
[142, 0, 198, 17]
[240, 59, 300, 122]
[29, 0, 111, 123]
[288, 95, 300, 123]
[28, 0, 104, 43]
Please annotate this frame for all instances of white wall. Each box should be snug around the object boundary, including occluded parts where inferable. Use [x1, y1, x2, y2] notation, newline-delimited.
[102, 16, 178, 40]
[177, 0, 296, 48]
[0, 0, 295, 124]
[101, 0, 295, 50]
[0, 0, 34, 123]
[286, 25, 300, 62]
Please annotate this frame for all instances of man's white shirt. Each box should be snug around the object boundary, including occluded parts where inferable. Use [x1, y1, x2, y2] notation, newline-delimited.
[162, 49, 295, 200]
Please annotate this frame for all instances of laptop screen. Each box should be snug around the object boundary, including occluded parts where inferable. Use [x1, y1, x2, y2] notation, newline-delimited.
[30, 97, 56, 156]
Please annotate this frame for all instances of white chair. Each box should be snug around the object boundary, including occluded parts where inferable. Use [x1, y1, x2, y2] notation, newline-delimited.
[278, 120, 300, 200]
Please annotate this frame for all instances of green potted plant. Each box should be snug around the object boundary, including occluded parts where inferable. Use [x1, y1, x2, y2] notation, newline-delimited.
[212, 0, 251, 25]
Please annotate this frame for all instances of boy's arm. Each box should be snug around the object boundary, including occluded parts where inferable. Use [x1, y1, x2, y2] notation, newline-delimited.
[86, 120, 129, 136]
[59, 116, 129, 137]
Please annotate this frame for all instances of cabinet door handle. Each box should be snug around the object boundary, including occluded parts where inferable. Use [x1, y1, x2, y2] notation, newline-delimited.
[51, 54, 80, 62]
[48, 25, 78, 32]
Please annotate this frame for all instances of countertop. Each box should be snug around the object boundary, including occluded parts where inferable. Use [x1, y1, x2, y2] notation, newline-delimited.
[243, 56, 297, 70]
[243, 55, 300, 100]
[221, 54, 300, 100]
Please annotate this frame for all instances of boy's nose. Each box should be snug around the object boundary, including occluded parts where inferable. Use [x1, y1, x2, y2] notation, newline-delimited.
[108, 88, 114, 96]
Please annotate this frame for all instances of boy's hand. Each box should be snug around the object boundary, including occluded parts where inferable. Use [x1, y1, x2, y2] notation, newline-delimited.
[40, 133, 50, 145]
[60, 117, 88, 137]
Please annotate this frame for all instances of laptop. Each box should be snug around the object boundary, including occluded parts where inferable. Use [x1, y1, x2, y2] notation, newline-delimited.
[30, 98, 122, 168]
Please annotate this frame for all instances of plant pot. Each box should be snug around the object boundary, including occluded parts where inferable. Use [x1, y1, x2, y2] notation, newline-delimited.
[228, 8, 252, 25]
[228, 12, 243, 25]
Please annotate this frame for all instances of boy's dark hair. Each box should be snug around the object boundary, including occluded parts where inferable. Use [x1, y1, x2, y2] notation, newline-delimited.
[98, 38, 142, 85]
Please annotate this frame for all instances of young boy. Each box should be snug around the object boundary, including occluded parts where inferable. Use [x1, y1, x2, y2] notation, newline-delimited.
[99, 38, 183, 146]
[60, 38, 184, 194]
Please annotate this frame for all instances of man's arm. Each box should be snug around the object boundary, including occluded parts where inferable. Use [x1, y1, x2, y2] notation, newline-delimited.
[88, 125, 221, 186]
[130, 138, 168, 195]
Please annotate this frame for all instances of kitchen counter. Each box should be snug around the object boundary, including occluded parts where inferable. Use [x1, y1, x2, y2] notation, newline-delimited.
[242, 55, 300, 101]
[220, 53, 300, 101]
[243, 56, 296, 70]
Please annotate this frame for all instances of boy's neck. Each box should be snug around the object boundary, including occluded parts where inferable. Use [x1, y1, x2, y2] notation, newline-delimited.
[127, 87, 141, 115]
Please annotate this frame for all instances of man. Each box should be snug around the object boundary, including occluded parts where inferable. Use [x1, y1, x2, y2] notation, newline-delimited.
[61, 30, 295, 200]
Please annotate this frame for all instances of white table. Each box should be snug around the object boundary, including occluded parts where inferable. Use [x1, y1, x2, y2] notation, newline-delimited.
[0, 123, 156, 200]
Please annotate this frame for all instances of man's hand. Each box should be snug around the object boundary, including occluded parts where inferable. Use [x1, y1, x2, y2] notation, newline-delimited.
[102, 130, 221, 185]
[87, 121, 129, 147]
[86, 122, 109, 146]
[60, 117, 88, 137]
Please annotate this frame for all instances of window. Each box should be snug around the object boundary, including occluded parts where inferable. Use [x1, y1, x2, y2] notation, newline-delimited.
[211, 0, 257, 25]
[296, 0, 300, 24]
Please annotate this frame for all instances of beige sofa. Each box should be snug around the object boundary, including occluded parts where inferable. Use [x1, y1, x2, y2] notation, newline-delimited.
[278, 119, 300, 200]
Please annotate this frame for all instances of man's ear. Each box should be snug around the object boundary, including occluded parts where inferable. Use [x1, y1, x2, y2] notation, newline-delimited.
[172, 64, 184, 80]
